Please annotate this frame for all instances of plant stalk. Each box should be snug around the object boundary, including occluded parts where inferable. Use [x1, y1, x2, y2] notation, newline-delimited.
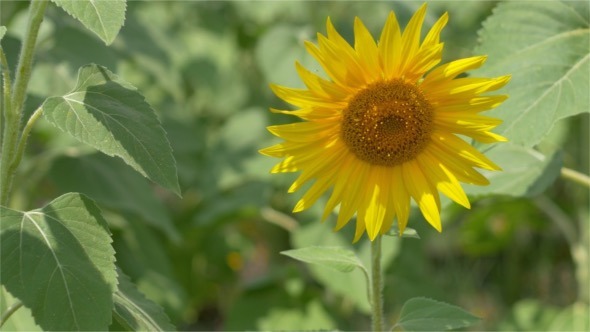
[561, 167, 590, 188]
[0, 0, 48, 206]
[1, 47, 12, 141]
[371, 235, 384, 331]
[0, 301, 23, 328]
[8, 107, 43, 176]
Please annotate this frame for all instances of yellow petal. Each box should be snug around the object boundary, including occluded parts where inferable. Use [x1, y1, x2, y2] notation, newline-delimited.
[271, 84, 347, 108]
[317, 34, 366, 87]
[432, 131, 501, 171]
[379, 11, 402, 78]
[335, 160, 370, 231]
[295, 62, 351, 100]
[425, 144, 491, 186]
[354, 17, 381, 81]
[293, 174, 335, 212]
[426, 76, 511, 100]
[422, 56, 487, 89]
[399, 3, 427, 75]
[404, 42, 444, 82]
[289, 142, 348, 193]
[353, 215, 367, 243]
[322, 155, 356, 221]
[422, 12, 448, 48]
[417, 152, 470, 209]
[433, 95, 509, 113]
[267, 121, 338, 142]
[402, 160, 442, 232]
[390, 166, 410, 234]
[362, 167, 389, 240]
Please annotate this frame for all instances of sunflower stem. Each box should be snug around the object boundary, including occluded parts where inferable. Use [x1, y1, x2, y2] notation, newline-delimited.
[0, 0, 47, 206]
[370, 235, 384, 331]
[560, 167, 590, 188]
[0, 300, 23, 328]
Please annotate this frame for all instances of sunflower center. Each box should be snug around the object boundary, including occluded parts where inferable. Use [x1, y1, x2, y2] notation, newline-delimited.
[341, 79, 434, 166]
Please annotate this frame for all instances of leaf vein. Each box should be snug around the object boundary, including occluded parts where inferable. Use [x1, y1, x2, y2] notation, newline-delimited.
[23, 212, 80, 330]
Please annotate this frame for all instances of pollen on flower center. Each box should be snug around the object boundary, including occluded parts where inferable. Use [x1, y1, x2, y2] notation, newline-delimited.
[341, 79, 434, 166]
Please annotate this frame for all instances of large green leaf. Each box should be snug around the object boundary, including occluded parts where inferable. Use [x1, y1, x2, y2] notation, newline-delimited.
[394, 297, 480, 331]
[112, 268, 175, 331]
[42, 64, 180, 195]
[51, 0, 126, 45]
[464, 144, 562, 197]
[48, 154, 179, 242]
[0, 193, 117, 331]
[281, 246, 366, 273]
[292, 220, 400, 313]
[474, 1, 589, 147]
[0, 26, 6, 40]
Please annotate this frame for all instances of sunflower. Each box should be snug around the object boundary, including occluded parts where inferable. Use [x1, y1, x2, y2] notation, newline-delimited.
[260, 4, 510, 242]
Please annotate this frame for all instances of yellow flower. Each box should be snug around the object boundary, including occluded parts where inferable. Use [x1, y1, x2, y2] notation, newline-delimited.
[260, 4, 510, 242]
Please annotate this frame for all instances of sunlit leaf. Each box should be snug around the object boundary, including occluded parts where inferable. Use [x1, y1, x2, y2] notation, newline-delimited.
[0, 26, 6, 40]
[464, 144, 562, 197]
[395, 297, 480, 331]
[386, 227, 420, 239]
[0, 193, 117, 331]
[281, 246, 364, 273]
[292, 220, 400, 313]
[51, 0, 126, 45]
[112, 268, 176, 331]
[42, 64, 181, 195]
[475, 1, 590, 147]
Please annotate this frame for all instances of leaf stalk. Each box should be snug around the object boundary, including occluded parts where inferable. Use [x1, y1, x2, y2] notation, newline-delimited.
[0, 300, 23, 328]
[560, 167, 590, 188]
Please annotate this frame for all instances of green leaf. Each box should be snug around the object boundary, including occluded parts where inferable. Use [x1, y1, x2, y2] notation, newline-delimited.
[51, 0, 126, 45]
[0, 26, 6, 40]
[395, 297, 480, 331]
[291, 220, 400, 313]
[385, 227, 420, 239]
[48, 154, 179, 242]
[464, 144, 563, 197]
[281, 246, 364, 273]
[112, 268, 175, 331]
[42, 64, 181, 196]
[474, 1, 590, 147]
[0, 193, 117, 331]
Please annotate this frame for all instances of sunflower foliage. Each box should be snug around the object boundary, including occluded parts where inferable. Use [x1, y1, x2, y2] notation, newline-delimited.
[0, 1, 588, 331]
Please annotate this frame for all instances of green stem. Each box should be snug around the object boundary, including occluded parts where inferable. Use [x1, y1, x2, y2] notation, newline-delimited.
[0, 0, 48, 206]
[10, 0, 48, 117]
[0, 300, 23, 328]
[371, 236, 384, 331]
[561, 167, 590, 188]
[1, 47, 12, 141]
[8, 107, 43, 176]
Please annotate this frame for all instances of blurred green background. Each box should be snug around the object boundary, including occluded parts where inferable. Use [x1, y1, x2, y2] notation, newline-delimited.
[1, 1, 588, 330]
